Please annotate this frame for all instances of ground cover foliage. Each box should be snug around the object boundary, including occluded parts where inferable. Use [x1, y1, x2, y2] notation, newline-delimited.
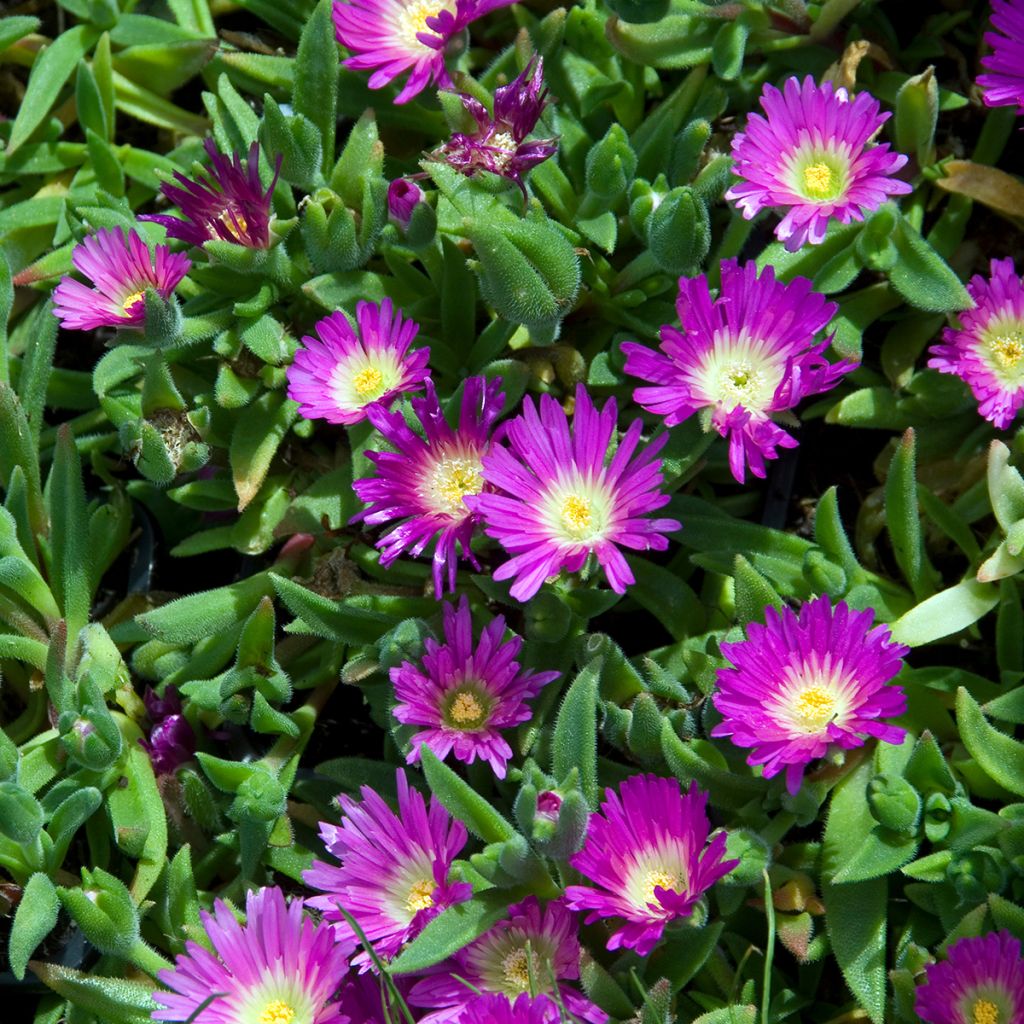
[1, 0, 1024, 1020]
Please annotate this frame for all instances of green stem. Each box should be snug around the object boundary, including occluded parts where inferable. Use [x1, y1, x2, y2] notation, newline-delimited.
[761, 870, 776, 1024]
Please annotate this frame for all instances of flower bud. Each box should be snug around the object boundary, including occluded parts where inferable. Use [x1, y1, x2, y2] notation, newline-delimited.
[387, 178, 425, 228]
[58, 868, 140, 959]
[867, 773, 922, 836]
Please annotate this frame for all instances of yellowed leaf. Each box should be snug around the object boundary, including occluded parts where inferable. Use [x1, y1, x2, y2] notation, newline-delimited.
[936, 159, 1024, 226]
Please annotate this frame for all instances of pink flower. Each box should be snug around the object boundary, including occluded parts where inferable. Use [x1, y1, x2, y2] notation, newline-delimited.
[467, 384, 680, 602]
[564, 775, 737, 957]
[52, 227, 190, 331]
[726, 76, 911, 251]
[286, 298, 430, 425]
[711, 595, 908, 793]
[978, 0, 1024, 115]
[390, 596, 559, 778]
[928, 258, 1024, 429]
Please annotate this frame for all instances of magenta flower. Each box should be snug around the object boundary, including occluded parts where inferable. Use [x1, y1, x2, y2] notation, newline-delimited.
[139, 140, 280, 248]
[711, 595, 908, 794]
[286, 299, 430, 425]
[303, 769, 471, 965]
[140, 686, 195, 776]
[915, 930, 1024, 1024]
[726, 76, 912, 251]
[564, 775, 737, 957]
[52, 227, 190, 332]
[333, 0, 516, 104]
[439, 57, 558, 196]
[353, 376, 505, 596]
[457, 993, 561, 1024]
[388, 178, 426, 227]
[467, 384, 681, 602]
[978, 0, 1024, 115]
[410, 897, 606, 1024]
[152, 886, 349, 1024]
[622, 260, 853, 483]
[390, 596, 560, 778]
[928, 258, 1024, 429]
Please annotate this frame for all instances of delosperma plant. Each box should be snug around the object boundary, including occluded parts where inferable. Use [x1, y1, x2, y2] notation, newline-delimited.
[1, 0, 1024, 1022]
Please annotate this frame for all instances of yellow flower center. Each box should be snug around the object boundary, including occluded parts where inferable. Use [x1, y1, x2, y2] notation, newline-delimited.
[793, 686, 837, 732]
[973, 1000, 1000, 1024]
[406, 878, 437, 913]
[396, 0, 452, 49]
[642, 868, 682, 905]
[121, 290, 145, 313]
[449, 690, 485, 726]
[802, 162, 835, 199]
[991, 334, 1024, 371]
[720, 360, 767, 407]
[430, 456, 483, 516]
[259, 1000, 296, 1024]
[560, 494, 593, 537]
[488, 130, 518, 172]
[501, 947, 541, 991]
[352, 366, 385, 398]
[218, 208, 249, 242]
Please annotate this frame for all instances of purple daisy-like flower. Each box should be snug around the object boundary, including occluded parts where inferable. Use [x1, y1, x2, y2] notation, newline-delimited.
[303, 769, 472, 966]
[140, 686, 196, 776]
[467, 384, 681, 602]
[458, 993, 561, 1024]
[410, 897, 606, 1024]
[333, 0, 516, 104]
[725, 75, 912, 251]
[622, 260, 854, 483]
[928, 258, 1024, 429]
[978, 0, 1024, 115]
[152, 886, 349, 1024]
[439, 57, 559, 196]
[139, 140, 280, 248]
[390, 597, 560, 778]
[52, 227, 190, 332]
[352, 376, 505, 596]
[915, 930, 1024, 1024]
[286, 299, 430, 425]
[711, 595, 909, 794]
[564, 775, 737, 957]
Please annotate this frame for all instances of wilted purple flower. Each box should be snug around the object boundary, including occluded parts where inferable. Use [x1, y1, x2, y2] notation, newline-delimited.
[390, 597, 560, 778]
[915, 930, 1024, 1024]
[711, 595, 909, 794]
[622, 260, 854, 482]
[410, 897, 606, 1024]
[564, 775, 737, 957]
[439, 58, 558, 196]
[388, 178, 426, 227]
[978, 0, 1024, 115]
[332, 0, 516, 104]
[352, 376, 505, 596]
[153, 886, 349, 1024]
[140, 686, 196, 776]
[467, 384, 680, 602]
[928, 258, 1024, 429]
[139, 140, 280, 248]
[286, 299, 430, 425]
[535, 791, 562, 821]
[458, 993, 561, 1024]
[726, 76, 912, 251]
[303, 769, 471, 966]
[52, 228, 190, 332]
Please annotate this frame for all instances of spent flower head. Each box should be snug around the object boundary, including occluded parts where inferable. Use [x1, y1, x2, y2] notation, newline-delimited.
[978, 0, 1024, 115]
[467, 384, 680, 602]
[139, 140, 280, 248]
[726, 75, 911, 251]
[928, 258, 1024, 429]
[303, 769, 471, 965]
[353, 376, 505, 596]
[390, 596, 560, 778]
[286, 299, 430, 425]
[711, 595, 909, 793]
[140, 686, 195, 776]
[622, 260, 853, 483]
[152, 886, 349, 1024]
[332, 0, 516, 104]
[914, 930, 1024, 1024]
[52, 227, 190, 332]
[439, 57, 559, 196]
[564, 775, 738, 956]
